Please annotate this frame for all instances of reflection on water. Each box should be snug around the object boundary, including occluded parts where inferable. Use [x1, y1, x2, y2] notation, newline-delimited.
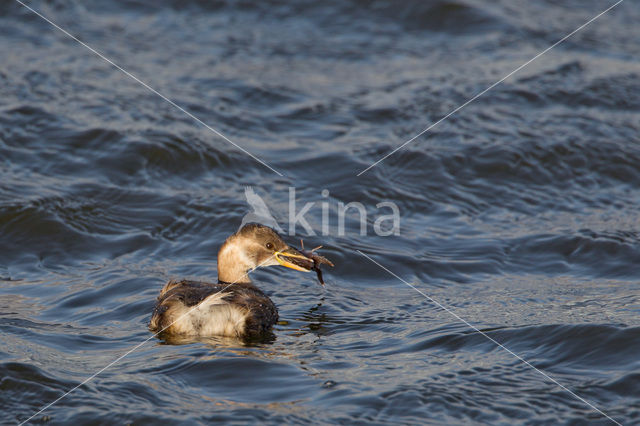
[1, 0, 640, 424]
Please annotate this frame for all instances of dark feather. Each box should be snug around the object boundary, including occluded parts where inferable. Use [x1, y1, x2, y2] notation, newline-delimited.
[150, 279, 278, 338]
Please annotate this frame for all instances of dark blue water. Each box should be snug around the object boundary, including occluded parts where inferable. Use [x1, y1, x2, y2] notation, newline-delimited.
[1, 0, 639, 424]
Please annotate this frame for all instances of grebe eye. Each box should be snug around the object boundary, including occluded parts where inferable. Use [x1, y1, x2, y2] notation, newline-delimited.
[266, 242, 274, 250]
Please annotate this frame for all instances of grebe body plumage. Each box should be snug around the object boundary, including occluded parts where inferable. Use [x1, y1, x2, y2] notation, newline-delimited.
[149, 279, 278, 338]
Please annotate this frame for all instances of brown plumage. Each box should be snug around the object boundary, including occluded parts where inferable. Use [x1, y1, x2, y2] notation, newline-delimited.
[149, 280, 278, 338]
[149, 223, 320, 339]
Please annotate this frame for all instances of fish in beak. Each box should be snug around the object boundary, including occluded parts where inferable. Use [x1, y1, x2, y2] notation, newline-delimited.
[275, 243, 334, 285]
[274, 247, 315, 272]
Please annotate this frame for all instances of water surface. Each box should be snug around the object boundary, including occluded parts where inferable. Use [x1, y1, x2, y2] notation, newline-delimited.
[1, 0, 639, 424]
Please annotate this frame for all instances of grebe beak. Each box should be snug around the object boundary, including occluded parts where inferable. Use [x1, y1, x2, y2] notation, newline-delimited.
[274, 247, 314, 272]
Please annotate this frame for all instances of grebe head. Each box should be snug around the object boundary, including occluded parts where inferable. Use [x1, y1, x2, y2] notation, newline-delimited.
[217, 223, 313, 283]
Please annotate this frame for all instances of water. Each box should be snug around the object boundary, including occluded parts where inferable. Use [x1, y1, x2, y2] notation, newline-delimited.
[1, 0, 639, 424]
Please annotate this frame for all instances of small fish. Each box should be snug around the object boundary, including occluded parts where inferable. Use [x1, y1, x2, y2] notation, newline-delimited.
[299, 240, 334, 285]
